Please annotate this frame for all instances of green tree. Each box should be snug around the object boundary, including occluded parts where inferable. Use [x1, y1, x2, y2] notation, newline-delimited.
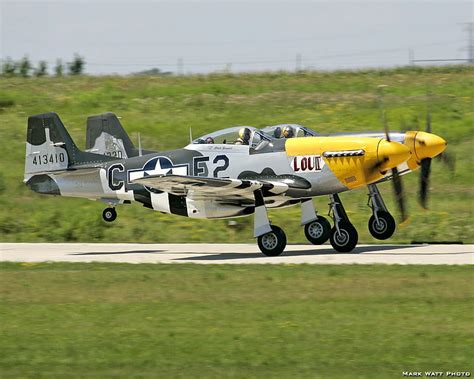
[19, 56, 32, 77]
[68, 54, 85, 75]
[35, 61, 48, 77]
[2, 57, 17, 76]
[54, 59, 64, 77]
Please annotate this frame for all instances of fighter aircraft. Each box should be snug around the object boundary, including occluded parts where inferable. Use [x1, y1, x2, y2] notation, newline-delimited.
[84, 113, 449, 243]
[24, 112, 447, 256]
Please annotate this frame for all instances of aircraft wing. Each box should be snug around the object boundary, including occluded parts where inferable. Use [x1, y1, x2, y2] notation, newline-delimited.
[131, 174, 290, 201]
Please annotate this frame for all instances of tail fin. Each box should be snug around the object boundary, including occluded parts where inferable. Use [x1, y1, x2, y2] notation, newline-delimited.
[86, 112, 136, 158]
[25, 113, 112, 177]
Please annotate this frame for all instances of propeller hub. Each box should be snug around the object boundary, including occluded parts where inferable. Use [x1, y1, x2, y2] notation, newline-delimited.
[376, 139, 411, 171]
[413, 131, 447, 160]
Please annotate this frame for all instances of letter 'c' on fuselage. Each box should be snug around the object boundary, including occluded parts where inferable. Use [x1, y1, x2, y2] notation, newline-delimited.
[108, 163, 125, 190]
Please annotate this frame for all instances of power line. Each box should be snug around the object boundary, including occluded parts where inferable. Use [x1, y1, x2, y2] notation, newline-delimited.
[412, 23, 473, 65]
[68, 40, 465, 68]
[412, 58, 468, 63]
[1, 38, 467, 73]
[8, 38, 458, 66]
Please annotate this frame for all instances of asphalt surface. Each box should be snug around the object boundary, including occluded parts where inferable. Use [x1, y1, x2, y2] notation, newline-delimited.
[0, 243, 472, 265]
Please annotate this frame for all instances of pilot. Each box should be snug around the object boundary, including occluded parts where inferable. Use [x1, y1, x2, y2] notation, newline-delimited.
[282, 126, 294, 138]
[205, 136, 214, 144]
[235, 127, 251, 145]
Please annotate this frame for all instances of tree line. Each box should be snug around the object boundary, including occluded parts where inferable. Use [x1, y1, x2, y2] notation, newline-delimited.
[1, 54, 85, 77]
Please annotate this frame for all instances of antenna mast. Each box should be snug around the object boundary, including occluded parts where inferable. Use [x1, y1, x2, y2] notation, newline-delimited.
[137, 132, 142, 157]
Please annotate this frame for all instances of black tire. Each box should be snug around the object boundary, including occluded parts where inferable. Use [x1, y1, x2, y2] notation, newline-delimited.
[368, 211, 396, 240]
[304, 216, 331, 245]
[257, 225, 287, 257]
[329, 223, 358, 253]
[102, 208, 117, 222]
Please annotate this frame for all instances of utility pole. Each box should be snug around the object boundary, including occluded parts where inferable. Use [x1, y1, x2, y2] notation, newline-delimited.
[295, 53, 302, 72]
[408, 49, 414, 66]
[177, 57, 183, 76]
[465, 22, 474, 64]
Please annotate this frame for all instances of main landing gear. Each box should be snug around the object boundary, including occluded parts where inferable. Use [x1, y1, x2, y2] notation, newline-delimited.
[301, 199, 331, 245]
[367, 184, 396, 240]
[257, 225, 287, 257]
[328, 194, 358, 253]
[254, 190, 286, 256]
[254, 193, 358, 256]
[102, 207, 117, 222]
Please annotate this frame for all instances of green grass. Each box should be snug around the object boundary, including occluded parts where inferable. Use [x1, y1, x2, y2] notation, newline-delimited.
[0, 66, 473, 243]
[0, 262, 472, 378]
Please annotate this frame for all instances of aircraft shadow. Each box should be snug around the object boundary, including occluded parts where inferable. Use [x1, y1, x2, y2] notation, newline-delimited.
[175, 244, 417, 261]
[70, 249, 165, 256]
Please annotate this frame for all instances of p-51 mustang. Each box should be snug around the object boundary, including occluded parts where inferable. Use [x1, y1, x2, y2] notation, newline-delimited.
[24, 112, 447, 256]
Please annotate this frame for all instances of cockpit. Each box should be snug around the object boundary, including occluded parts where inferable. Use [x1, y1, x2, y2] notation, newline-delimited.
[260, 124, 318, 139]
[192, 126, 273, 151]
[191, 124, 318, 154]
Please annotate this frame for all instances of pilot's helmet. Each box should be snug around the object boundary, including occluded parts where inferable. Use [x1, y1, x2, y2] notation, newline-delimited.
[239, 127, 251, 141]
[282, 126, 294, 138]
[273, 126, 282, 138]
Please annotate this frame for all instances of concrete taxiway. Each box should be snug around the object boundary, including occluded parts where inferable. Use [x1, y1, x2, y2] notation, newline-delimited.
[0, 243, 472, 265]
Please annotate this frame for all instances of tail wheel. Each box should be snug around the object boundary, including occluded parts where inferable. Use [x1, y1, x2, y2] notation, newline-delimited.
[330, 223, 358, 253]
[102, 208, 117, 222]
[304, 216, 331, 245]
[257, 225, 287, 257]
[368, 211, 396, 240]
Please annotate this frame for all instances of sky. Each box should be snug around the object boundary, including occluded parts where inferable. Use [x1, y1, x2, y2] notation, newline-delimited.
[1, 1, 472, 75]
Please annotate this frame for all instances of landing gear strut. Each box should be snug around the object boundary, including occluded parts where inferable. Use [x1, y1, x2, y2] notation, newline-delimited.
[102, 207, 117, 222]
[328, 194, 358, 253]
[367, 184, 396, 240]
[300, 199, 331, 245]
[254, 190, 286, 256]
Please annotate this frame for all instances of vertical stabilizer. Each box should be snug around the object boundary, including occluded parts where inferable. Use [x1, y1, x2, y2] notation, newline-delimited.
[25, 113, 79, 176]
[25, 113, 113, 184]
[86, 112, 135, 158]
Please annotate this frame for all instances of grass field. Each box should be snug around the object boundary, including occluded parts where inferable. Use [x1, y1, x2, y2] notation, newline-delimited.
[0, 262, 472, 378]
[0, 66, 473, 243]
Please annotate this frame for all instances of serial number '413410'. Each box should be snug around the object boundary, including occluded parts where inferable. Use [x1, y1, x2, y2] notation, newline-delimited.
[32, 153, 66, 165]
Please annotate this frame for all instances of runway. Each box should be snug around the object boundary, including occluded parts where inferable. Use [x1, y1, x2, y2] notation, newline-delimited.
[0, 243, 472, 265]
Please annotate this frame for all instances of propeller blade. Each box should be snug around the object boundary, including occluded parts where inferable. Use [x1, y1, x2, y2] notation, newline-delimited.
[399, 117, 410, 133]
[377, 85, 407, 222]
[425, 94, 432, 134]
[419, 158, 432, 209]
[382, 110, 391, 142]
[425, 87, 432, 133]
[377, 85, 390, 142]
[425, 111, 432, 134]
[391, 167, 408, 222]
